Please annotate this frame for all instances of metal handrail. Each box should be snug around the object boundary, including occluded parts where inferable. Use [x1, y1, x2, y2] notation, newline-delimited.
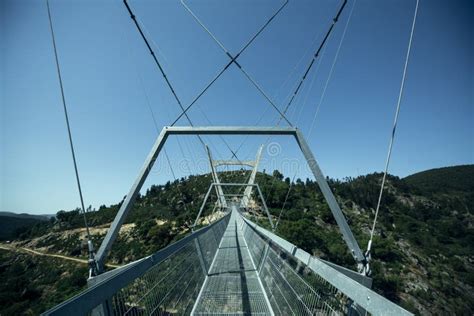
[238, 214, 413, 315]
[42, 212, 231, 315]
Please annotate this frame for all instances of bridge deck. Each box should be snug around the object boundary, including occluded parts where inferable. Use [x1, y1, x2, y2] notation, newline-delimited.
[42, 206, 413, 315]
[192, 210, 273, 315]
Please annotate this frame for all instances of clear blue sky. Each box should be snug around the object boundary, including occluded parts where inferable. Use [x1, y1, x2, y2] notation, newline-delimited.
[1, 0, 472, 214]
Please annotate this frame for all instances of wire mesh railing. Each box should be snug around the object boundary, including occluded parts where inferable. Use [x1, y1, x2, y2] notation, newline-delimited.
[44, 207, 411, 316]
[108, 213, 231, 316]
[104, 216, 229, 316]
[238, 213, 413, 316]
[239, 215, 349, 315]
[109, 241, 204, 315]
[260, 245, 347, 315]
[42, 213, 230, 316]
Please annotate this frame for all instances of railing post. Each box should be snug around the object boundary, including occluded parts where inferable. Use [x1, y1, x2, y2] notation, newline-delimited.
[95, 128, 169, 271]
[258, 242, 270, 274]
[206, 145, 227, 208]
[241, 144, 264, 208]
[294, 129, 365, 264]
[88, 278, 112, 316]
[90, 301, 112, 316]
[194, 238, 208, 275]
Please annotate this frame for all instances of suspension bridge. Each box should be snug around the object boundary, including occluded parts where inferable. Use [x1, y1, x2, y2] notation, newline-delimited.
[41, 0, 419, 314]
[42, 127, 412, 316]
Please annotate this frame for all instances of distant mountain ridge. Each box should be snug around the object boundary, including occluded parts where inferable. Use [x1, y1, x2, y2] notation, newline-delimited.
[0, 211, 53, 221]
[0, 212, 52, 241]
[404, 164, 474, 194]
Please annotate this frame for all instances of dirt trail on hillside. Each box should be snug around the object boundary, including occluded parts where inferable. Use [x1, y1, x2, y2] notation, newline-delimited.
[0, 244, 121, 268]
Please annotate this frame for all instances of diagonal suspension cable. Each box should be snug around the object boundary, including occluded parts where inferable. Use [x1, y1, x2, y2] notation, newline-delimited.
[178, 0, 292, 190]
[242, 0, 347, 151]
[46, 0, 96, 274]
[171, 0, 290, 164]
[126, 16, 203, 171]
[259, 0, 349, 219]
[174, 0, 292, 126]
[133, 16, 219, 164]
[231, 28, 328, 159]
[123, 0, 190, 124]
[228, 0, 348, 208]
[308, 0, 356, 137]
[365, 0, 420, 269]
[278, 0, 347, 125]
[123, 0, 241, 162]
[289, 43, 328, 125]
[274, 173, 297, 231]
[123, 28, 194, 220]
[294, 57, 320, 124]
[135, 14, 228, 165]
[268, 0, 352, 225]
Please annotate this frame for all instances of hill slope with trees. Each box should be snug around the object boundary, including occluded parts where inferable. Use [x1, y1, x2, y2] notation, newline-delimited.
[0, 212, 50, 241]
[404, 164, 474, 194]
[1, 165, 473, 315]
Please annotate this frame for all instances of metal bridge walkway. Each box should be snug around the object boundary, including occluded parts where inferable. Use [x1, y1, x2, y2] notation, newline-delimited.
[192, 208, 273, 315]
[43, 205, 413, 315]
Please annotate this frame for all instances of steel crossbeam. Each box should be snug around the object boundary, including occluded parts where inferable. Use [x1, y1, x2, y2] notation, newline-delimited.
[94, 126, 365, 274]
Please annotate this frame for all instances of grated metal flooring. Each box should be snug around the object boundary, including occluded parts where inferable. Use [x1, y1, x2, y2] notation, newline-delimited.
[192, 211, 273, 315]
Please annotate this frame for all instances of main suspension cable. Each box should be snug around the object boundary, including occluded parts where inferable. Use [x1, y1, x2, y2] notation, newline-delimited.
[280, 0, 347, 123]
[123, 0, 241, 162]
[264, 0, 348, 149]
[261, 0, 349, 226]
[123, 0, 188, 123]
[46, 0, 96, 274]
[294, 45, 327, 125]
[123, 0, 210, 149]
[122, 18, 228, 214]
[308, 0, 356, 137]
[365, 0, 420, 268]
[122, 25, 194, 219]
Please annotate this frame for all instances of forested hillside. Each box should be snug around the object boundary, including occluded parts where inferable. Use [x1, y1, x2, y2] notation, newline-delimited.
[404, 164, 474, 194]
[1, 165, 473, 315]
[0, 212, 51, 241]
[0, 249, 88, 315]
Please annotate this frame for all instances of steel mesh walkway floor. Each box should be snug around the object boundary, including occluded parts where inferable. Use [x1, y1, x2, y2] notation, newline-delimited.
[192, 212, 273, 315]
